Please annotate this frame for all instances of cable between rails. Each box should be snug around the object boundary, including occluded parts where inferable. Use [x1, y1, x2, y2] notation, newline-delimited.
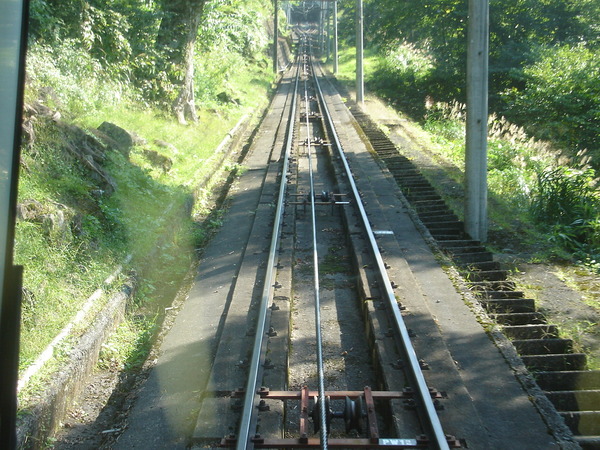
[310, 61, 451, 450]
[303, 39, 328, 450]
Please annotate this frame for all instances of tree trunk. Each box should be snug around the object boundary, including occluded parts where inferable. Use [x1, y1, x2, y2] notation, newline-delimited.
[157, 0, 206, 124]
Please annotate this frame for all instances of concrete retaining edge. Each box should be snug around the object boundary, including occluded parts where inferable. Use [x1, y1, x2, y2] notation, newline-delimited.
[16, 282, 134, 449]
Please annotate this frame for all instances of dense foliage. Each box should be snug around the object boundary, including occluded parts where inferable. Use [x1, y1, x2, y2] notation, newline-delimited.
[337, 0, 599, 166]
[18, 0, 277, 384]
[334, 0, 599, 265]
[28, 0, 274, 113]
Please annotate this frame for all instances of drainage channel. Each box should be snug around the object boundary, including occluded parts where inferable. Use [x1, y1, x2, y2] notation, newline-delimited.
[347, 104, 600, 449]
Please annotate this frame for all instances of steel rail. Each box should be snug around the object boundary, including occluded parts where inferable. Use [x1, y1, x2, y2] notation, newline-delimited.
[236, 56, 302, 450]
[302, 41, 329, 449]
[311, 62, 451, 450]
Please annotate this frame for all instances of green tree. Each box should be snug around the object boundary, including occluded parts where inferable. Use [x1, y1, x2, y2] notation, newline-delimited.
[156, 0, 207, 123]
[502, 44, 600, 160]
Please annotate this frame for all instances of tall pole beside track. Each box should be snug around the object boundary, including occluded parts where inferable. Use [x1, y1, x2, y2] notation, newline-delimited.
[322, 0, 326, 55]
[273, 0, 279, 73]
[333, 1, 338, 74]
[465, 0, 489, 241]
[326, 1, 331, 60]
[356, 0, 364, 104]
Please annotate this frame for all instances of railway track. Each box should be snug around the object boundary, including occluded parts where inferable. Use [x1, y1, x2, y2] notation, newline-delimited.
[170, 32, 563, 450]
[193, 34, 454, 449]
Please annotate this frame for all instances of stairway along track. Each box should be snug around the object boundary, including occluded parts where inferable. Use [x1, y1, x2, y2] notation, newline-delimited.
[346, 103, 600, 449]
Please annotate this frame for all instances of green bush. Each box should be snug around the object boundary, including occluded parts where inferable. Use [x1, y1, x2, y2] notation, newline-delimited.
[501, 44, 600, 163]
[370, 41, 435, 116]
[531, 167, 600, 260]
[26, 41, 128, 114]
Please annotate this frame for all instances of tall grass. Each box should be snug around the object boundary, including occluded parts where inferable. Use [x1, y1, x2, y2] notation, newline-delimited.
[423, 100, 600, 269]
[532, 167, 600, 265]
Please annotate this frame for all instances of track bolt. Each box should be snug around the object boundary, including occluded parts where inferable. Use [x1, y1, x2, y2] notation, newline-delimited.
[263, 359, 274, 369]
[403, 399, 417, 410]
[267, 327, 278, 337]
[417, 435, 429, 444]
[270, 302, 280, 311]
[419, 359, 430, 370]
[391, 359, 404, 369]
[258, 400, 270, 412]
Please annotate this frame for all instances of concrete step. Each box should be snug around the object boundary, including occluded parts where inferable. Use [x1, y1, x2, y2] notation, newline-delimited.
[467, 270, 508, 282]
[430, 232, 467, 241]
[420, 214, 460, 224]
[437, 239, 481, 248]
[469, 280, 517, 291]
[534, 371, 600, 391]
[472, 290, 525, 299]
[545, 390, 600, 411]
[560, 411, 600, 435]
[512, 338, 574, 355]
[492, 312, 546, 325]
[425, 220, 463, 230]
[453, 252, 495, 263]
[413, 199, 447, 209]
[503, 324, 559, 340]
[480, 298, 536, 313]
[443, 246, 488, 254]
[575, 435, 600, 449]
[460, 261, 502, 271]
[521, 353, 587, 371]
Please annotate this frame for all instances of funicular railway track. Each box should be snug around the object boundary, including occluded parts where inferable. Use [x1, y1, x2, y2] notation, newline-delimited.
[192, 34, 456, 449]
[159, 30, 570, 450]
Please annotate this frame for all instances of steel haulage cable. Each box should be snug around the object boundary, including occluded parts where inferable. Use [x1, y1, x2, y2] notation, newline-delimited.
[311, 61, 450, 450]
[304, 49, 328, 450]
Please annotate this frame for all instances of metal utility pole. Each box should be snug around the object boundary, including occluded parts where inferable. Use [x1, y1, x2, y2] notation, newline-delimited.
[356, 0, 364, 104]
[273, 0, 279, 73]
[333, 0, 338, 74]
[326, 1, 331, 60]
[285, 1, 291, 26]
[465, 0, 490, 241]
[320, 0, 325, 54]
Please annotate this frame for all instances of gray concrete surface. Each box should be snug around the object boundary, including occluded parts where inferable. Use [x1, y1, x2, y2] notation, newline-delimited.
[114, 68, 561, 450]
